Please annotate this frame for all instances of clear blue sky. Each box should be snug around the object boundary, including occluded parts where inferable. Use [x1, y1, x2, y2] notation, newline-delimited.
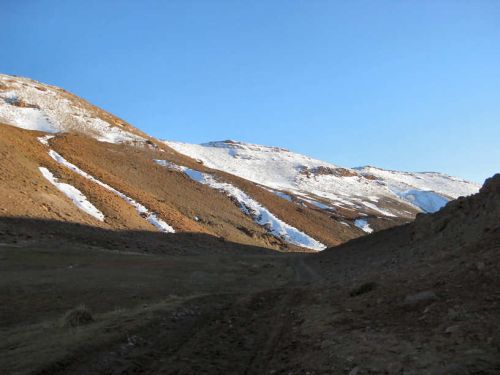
[2, 1, 499, 183]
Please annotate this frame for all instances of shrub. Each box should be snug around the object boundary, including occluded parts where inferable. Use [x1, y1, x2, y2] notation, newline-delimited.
[62, 305, 94, 327]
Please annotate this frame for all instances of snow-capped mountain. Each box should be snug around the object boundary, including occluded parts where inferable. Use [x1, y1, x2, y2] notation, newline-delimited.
[164, 140, 480, 222]
[0, 73, 482, 250]
[354, 166, 478, 213]
[0, 74, 146, 143]
[1, 74, 354, 251]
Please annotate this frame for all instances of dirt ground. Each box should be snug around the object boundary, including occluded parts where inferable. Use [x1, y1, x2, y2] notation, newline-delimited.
[1, 205, 499, 374]
[0, 176, 498, 374]
[0, 218, 291, 373]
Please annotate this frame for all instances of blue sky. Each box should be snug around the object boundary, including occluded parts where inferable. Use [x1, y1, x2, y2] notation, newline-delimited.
[2, 1, 499, 183]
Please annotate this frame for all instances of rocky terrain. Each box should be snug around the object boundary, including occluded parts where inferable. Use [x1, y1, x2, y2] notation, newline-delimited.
[0, 74, 498, 374]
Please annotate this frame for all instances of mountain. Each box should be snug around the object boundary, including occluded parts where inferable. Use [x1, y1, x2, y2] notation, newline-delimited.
[0, 74, 360, 251]
[165, 140, 480, 226]
[0, 73, 480, 250]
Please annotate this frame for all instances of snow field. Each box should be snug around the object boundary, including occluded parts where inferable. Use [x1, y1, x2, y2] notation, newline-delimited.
[165, 140, 480, 215]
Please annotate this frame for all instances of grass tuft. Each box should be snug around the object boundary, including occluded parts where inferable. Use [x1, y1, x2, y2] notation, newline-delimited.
[62, 305, 94, 328]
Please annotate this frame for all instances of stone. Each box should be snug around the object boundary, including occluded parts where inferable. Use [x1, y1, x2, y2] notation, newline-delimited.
[404, 291, 438, 306]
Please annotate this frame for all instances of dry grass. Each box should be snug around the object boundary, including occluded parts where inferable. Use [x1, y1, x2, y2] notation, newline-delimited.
[61, 305, 94, 328]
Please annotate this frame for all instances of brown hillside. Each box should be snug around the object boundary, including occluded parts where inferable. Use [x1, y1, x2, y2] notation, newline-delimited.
[1, 122, 366, 251]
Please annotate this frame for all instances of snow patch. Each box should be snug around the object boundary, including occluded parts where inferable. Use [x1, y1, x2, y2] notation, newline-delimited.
[39, 167, 104, 221]
[393, 189, 449, 213]
[38, 135, 55, 146]
[271, 190, 293, 202]
[358, 201, 396, 217]
[301, 198, 334, 211]
[154, 159, 184, 172]
[0, 97, 57, 133]
[354, 218, 373, 234]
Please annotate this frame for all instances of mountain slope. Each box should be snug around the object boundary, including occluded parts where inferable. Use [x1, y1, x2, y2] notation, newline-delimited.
[0, 73, 480, 251]
[165, 140, 479, 222]
[0, 74, 147, 143]
[0, 74, 368, 250]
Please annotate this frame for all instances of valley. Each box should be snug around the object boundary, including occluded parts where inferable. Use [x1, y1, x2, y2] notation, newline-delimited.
[0, 74, 498, 374]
